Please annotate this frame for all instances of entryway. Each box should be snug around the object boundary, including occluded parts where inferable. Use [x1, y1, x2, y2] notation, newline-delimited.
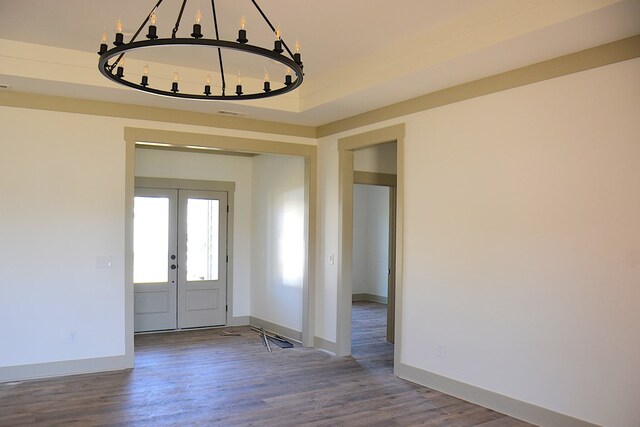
[133, 187, 228, 332]
[336, 123, 405, 362]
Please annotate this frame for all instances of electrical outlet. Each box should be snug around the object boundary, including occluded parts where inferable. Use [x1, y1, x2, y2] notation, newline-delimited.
[437, 342, 446, 358]
[68, 330, 78, 344]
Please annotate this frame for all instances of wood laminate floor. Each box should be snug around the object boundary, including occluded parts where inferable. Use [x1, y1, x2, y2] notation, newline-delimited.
[0, 302, 532, 426]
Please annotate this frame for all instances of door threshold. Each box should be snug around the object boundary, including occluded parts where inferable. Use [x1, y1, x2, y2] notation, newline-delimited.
[135, 325, 228, 335]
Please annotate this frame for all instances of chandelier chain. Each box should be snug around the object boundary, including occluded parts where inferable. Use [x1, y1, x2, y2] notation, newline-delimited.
[250, 0, 294, 58]
[210, 0, 227, 96]
[172, 0, 189, 39]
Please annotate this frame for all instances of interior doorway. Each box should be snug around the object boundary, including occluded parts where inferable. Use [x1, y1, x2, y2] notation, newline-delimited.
[336, 124, 405, 367]
[352, 180, 397, 345]
[123, 127, 318, 366]
[133, 187, 228, 332]
[351, 179, 397, 364]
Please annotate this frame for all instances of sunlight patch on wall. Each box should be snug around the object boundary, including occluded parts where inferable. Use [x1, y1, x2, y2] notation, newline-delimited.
[279, 188, 304, 287]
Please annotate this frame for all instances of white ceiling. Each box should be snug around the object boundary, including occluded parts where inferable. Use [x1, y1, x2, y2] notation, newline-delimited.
[0, 0, 639, 126]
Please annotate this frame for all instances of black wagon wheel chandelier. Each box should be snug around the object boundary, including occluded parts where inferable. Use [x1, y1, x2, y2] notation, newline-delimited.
[97, 0, 304, 101]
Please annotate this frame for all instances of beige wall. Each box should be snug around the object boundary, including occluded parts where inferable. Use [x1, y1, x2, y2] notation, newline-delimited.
[315, 136, 339, 341]
[0, 107, 127, 368]
[316, 57, 640, 426]
[402, 58, 640, 427]
[353, 142, 397, 174]
[352, 184, 390, 298]
[251, 154, 306, 331]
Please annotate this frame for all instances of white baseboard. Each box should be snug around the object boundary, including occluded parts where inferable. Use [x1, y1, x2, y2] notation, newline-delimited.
[0, 355, 132, 383]
[352, 293, 388, 304]
[314, 336, 337, 355]
[227, 315, 250, 326]
[396, 363, 599, 427]
[249, 317, 302, 342]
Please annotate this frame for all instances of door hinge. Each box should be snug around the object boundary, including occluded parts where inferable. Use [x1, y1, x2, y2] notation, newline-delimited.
[226, 255, 229, 263]
[226, 304, 228, 312]
[227, 205, 229, 213]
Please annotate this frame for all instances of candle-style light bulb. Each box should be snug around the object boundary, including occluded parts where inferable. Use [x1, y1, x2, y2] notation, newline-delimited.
[263, 68, 271, 93]
[171, 72, 179, 93]
[204, 74, 212, 96]
[114, 19, 124, 45]
[273, 25, 283, 53]
[147, 11, 158, 39]
[116, 57, 125, 78]
[284, 67, 292, 86]
[294, 40, 302, 64]
[237, 15, 248, 43]
[98, 32, 108, 55]
[192, 9, 203, 38]
[141, 65, 149, 87]
[236, 72, 243, 96]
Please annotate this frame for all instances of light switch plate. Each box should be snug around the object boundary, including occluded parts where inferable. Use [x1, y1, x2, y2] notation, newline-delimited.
[96, 256, 113, 269]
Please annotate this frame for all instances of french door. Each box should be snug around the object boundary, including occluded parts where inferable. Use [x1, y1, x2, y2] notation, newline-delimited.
[133, 188, 228, 332]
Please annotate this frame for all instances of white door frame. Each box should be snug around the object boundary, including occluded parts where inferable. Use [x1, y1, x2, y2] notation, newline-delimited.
[337, 124, 405, 375]
[124, 128, 317, 368]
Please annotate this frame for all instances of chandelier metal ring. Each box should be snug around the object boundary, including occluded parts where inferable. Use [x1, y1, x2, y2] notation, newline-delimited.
[98, 38, 303, 101]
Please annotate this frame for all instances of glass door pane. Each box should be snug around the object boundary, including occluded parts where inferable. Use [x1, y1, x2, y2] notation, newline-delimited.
[134, 196, 169, 283]
[186, 198, 219, 281]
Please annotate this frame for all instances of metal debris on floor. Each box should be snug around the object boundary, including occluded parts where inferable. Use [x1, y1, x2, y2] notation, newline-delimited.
[259, 327, 272, 352]
[251, 326, 295, 350]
